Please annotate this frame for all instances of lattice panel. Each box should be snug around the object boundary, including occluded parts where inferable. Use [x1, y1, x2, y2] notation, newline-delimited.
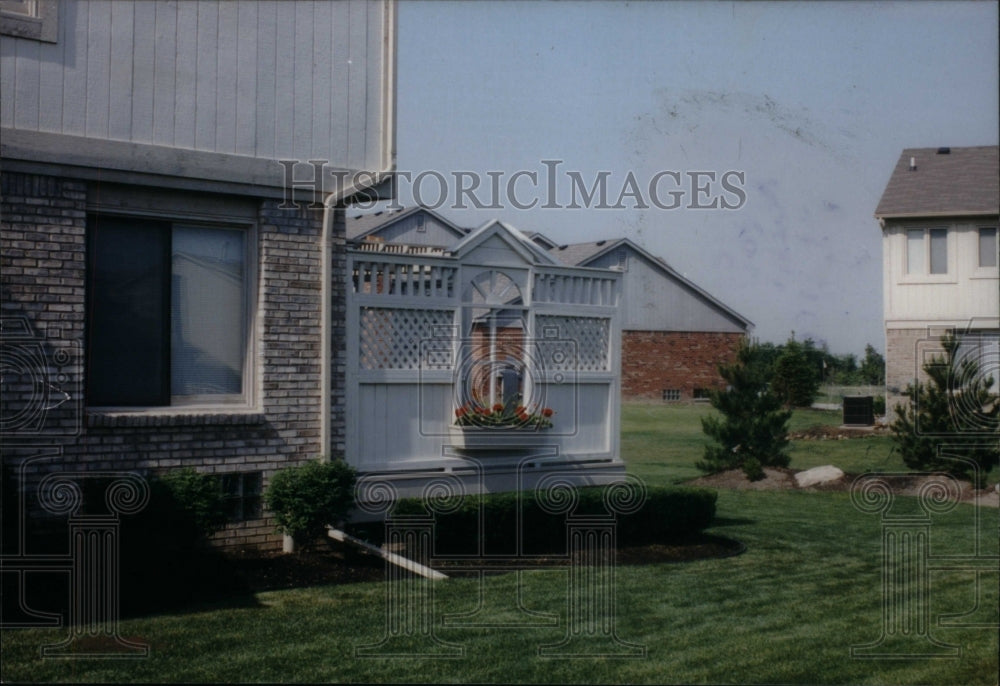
[535, 315, 610, 372]
[360, 308, 455, 370]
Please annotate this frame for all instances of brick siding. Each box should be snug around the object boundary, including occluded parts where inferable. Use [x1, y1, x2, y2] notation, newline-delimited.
[1, 171, 342, 551]
[621, 330, 744, 400]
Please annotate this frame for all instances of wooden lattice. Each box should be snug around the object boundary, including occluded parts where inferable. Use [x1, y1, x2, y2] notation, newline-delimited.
[535, 315, 610, 372]
[359, 308, 455, 370]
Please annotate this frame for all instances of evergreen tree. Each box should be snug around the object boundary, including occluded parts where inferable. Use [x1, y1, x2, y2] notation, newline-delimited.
[699, 339, 792, 481]
[771, 336, 821, 407]
[890, 333, 999, 487]
[859, 344, 886, 386]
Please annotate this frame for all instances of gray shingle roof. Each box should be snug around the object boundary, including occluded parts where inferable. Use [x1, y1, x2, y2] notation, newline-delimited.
[875, 145, 999, 219]
[548, 239, 626, 266]
[346, 206, 471, 241]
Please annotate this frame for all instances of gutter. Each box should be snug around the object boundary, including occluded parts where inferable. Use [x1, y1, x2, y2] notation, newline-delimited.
[319, 0, 397, 460]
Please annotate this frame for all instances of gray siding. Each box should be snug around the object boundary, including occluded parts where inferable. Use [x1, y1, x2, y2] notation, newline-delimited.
[587, 248, 745, 333]
[363, 212, 465, 247]
[1, 0, 392, 179]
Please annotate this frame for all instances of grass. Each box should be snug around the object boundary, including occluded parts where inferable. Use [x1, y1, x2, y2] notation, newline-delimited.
[622, 401, 904, 484]
[3, 403, 997, 684]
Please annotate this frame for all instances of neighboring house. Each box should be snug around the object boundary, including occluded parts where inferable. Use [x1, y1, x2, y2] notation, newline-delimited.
[1, 0, 396, 549]
[348, 206, 468, 251]
[876, 145, 1000, 420]
[548, 239, 753, 400]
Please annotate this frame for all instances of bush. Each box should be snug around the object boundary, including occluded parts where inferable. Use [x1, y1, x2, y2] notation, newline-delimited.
[699, 339, 791, 481]
[381, 485, 717, 555]
[890, 333, 998, 487]
[118, 468, 236, 615]
[265, 459, 357, 547]
[872, 395, 886, 417]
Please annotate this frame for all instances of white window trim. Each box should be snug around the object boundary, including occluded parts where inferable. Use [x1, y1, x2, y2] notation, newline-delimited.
[87, 218, 259, 414]
[900, 226, 956, 285]
[0, 0, 57, 43]
[972, 226, 999, 278]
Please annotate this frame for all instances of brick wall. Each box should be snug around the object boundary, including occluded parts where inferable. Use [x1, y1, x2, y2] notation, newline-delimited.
[621, 330, 743, 400]
[1, 171, 341, 551]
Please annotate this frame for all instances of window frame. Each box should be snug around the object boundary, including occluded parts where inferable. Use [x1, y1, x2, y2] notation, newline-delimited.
[0, 0, 57, 42]
[85, 213, 258, 412]
[976, 227, 998, 272]
[900, 226, 954, 283]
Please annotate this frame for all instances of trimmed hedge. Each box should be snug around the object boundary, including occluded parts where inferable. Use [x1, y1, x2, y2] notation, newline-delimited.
[362, 485, 717, 555]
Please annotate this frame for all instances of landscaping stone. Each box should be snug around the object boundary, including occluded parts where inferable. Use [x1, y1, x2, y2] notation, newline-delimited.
[794, 465, 845, 488]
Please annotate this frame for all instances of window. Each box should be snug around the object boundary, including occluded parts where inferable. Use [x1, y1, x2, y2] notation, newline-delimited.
[0, 0, 57, 42]
[979, 228, 998, 268]
[905, 227, 948, 275]
[693, 388, 712, 400]
[86, 215, 252, 407]
[221, 472, 263, 522]
[662, 389, 681, 401]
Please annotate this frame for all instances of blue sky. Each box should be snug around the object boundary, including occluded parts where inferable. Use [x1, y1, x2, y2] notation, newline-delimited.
[379, 0, 999, 355]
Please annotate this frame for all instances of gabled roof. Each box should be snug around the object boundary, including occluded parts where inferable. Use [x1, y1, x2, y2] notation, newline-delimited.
[523, 231, 559, 251]
[875, 145, 999, 219]
[549, 238, 627, 266]
[550, 238, 753, 330]
[346, 206, 470, 242]
[450, 219, 561, 266]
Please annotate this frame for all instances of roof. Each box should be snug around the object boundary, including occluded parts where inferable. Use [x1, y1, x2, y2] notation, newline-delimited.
[550, 238, 753, 330]
[549, 239, 626, 266]
[450, 219, 560, 266]
[875, 146, 999, 219]
[346, 206, 469, 241]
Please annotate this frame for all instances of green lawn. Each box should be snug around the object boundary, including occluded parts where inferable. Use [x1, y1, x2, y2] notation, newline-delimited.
[3, 403, 997, 684]
[622, 401, 904, 484]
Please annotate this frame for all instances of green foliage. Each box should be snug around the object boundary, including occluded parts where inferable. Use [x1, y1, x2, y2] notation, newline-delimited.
[377, 485, 716, 554]
[265, 459, 357, 546]
[872, 395, 886, 416]
[890, 333, 999, 487]
[699, 339, 792, 480]
[770, 337, 821, 407]
[859, 344, 886, 385]
[154, 468, 229, 541]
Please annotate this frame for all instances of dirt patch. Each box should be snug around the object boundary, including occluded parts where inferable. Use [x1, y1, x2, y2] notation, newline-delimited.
[687, 468, 999, 508]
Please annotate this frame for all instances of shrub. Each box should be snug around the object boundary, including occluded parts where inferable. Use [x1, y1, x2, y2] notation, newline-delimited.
[699, 338, 791, 481]
[381, 485, 717, 555]
[872, 395, 886, 417]
[891, 333, 998, 487]
[265, 459, 357, 547]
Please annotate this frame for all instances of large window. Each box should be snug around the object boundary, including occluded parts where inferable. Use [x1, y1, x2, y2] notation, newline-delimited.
[905, 227, 948, 275]
[86, 216, 252, 407]
[979, 228, 998, 269]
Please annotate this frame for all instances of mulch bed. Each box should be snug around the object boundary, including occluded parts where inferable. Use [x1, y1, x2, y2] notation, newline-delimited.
[222, 534, 745, 591]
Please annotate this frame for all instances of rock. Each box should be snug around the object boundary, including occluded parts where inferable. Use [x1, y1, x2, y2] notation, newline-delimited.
[794, 465, 845, 488]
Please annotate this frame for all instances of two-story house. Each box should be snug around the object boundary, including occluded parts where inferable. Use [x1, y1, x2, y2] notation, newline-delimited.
[1, 0, 396, 549]
[876, 145, 999, 419]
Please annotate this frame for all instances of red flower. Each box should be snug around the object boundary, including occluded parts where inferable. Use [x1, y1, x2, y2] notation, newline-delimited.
[493, 403, 504, 413]
[515, 405, 526, 414]
[517, 411, 530, 422]
[455, 407, 467, 418]
[541, 408, 554, 417]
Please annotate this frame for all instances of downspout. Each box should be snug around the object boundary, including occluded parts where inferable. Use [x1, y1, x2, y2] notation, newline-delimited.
[319, 0, 397, 461]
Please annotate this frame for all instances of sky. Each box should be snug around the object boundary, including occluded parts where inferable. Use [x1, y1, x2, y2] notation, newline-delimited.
[371, 0, 999, 356]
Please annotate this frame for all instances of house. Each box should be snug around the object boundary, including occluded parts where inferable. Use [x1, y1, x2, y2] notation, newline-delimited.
[548, 239, 753, 400]
[346, 219, 626, 497]
[1, 0, 396, 549]
[876, 145, 999, 419]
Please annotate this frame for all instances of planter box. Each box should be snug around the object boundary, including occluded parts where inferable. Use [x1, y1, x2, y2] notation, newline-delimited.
[449, 426, 556, 450]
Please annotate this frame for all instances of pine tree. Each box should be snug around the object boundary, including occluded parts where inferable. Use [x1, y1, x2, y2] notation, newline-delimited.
[699, 339, 792, 481]
[890, 333, 999, 487]
[771, 337, 821, 407]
